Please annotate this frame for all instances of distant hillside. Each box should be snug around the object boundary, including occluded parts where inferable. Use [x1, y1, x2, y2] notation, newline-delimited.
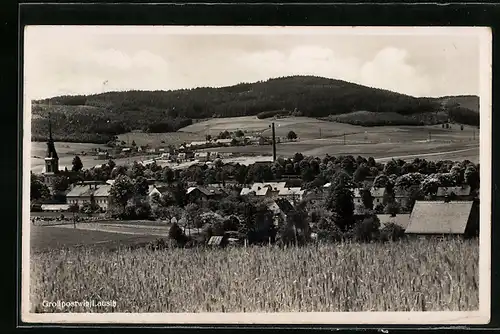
[31, 75, 479, 143]
[436, 95, 480, 113]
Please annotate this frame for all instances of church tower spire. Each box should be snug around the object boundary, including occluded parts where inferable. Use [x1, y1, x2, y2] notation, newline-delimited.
[44, 111, 59, 175]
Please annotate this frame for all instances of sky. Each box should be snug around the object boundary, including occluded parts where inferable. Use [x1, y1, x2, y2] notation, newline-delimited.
[24, 26, 484, 100]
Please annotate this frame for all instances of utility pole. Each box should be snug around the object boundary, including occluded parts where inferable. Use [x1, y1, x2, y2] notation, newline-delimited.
[271, 122, 277, 162]
[319, 128, 322, 139]
[343, 133, 346, 145]
[428, 131, 431, 141]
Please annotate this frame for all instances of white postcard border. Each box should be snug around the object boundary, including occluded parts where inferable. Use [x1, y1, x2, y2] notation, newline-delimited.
[21, 25, 492, 325]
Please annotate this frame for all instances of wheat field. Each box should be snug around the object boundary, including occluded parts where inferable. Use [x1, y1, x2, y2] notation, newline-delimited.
[30, 238, 479, 313]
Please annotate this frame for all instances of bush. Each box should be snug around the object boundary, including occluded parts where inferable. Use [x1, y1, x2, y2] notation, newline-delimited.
[379, 223, 406, 242]
[349, 215, 381, 242]
[169, 222, 188, 246]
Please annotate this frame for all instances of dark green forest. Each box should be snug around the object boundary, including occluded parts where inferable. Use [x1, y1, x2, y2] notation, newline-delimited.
[31, 76, 479, 144]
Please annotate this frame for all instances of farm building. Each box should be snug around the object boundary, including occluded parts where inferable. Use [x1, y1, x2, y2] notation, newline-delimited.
[404, 200, 479, 237]
[40, 204, 70, 212]
[435, 185, 472, 200]
[377, 214, 411, 230]
[187, 186, 227, 203]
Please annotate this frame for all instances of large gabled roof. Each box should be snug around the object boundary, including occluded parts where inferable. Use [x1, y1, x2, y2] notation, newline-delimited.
[405, 201, 475, 234]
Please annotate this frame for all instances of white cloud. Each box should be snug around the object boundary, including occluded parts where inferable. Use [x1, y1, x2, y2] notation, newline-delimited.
[23, 27, 480, 99]
[359, 47, 433, 96]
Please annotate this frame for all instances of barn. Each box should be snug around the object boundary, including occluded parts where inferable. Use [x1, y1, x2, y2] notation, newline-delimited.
[404, 200, 479, 238]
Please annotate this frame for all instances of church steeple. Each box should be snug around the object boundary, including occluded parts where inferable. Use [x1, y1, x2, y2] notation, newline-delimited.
[44, 112, 59, 174]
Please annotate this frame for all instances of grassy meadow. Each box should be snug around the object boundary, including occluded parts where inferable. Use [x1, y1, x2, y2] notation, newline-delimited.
[30, 238, 479, 313]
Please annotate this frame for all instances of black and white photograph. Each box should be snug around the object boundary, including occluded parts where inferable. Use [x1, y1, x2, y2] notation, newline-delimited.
[22, 26, 491, 324]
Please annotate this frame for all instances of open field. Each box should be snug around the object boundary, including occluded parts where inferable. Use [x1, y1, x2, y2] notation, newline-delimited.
[30, 224, 163, 253]
[116, 131, 204, 147]
[179, 116, 366, 138]
[30, 238, 479, 313]
[199, 141, 479, 162]
[29, 118, 480, 173]
[179, 116, 479, 141]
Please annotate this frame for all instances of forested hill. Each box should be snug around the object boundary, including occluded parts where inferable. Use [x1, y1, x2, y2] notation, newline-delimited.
[31, 75, 479, 144]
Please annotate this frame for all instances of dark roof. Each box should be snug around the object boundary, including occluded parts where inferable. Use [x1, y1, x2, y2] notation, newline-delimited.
[405, 201, 475, 234]
[192, 187, 226, 197]
[274, 198, 295, 215]
[436, 185, 471, 197]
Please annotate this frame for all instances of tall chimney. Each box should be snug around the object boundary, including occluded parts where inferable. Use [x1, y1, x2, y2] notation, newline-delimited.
[271, 122, 277, 162]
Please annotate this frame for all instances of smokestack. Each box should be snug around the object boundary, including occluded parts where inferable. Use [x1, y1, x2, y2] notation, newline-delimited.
[271, 122, 277, 162]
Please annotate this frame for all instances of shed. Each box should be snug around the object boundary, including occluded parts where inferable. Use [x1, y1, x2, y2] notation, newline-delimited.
[405, 201, 479, 237]
[207, 235, 228, 247]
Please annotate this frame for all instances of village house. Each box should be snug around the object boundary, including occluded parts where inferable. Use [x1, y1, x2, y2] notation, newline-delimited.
[220, 152, 233, 158]
[177, 152, 186, 161]
[96, 151, 109, 160]
[93, 184, 112, 211]
[187, 186, 227, 203]
[268, 198, 295, 226]
[278, 187, 305, 202]
[194, 152, 209, 161]
[160, 152, 171, 160]
[147, 184, 170, 202]
[209, 152, 220, 160]
[66, 181, 111, 211]
[435, 185, 472, 201]
[240, 182, 287, 197]
[352, 187, 385, 206]
[404, 200, 479, 237]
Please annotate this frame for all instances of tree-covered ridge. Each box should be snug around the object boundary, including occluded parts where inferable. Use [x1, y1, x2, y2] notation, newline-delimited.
[31, 75, 479, 143]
